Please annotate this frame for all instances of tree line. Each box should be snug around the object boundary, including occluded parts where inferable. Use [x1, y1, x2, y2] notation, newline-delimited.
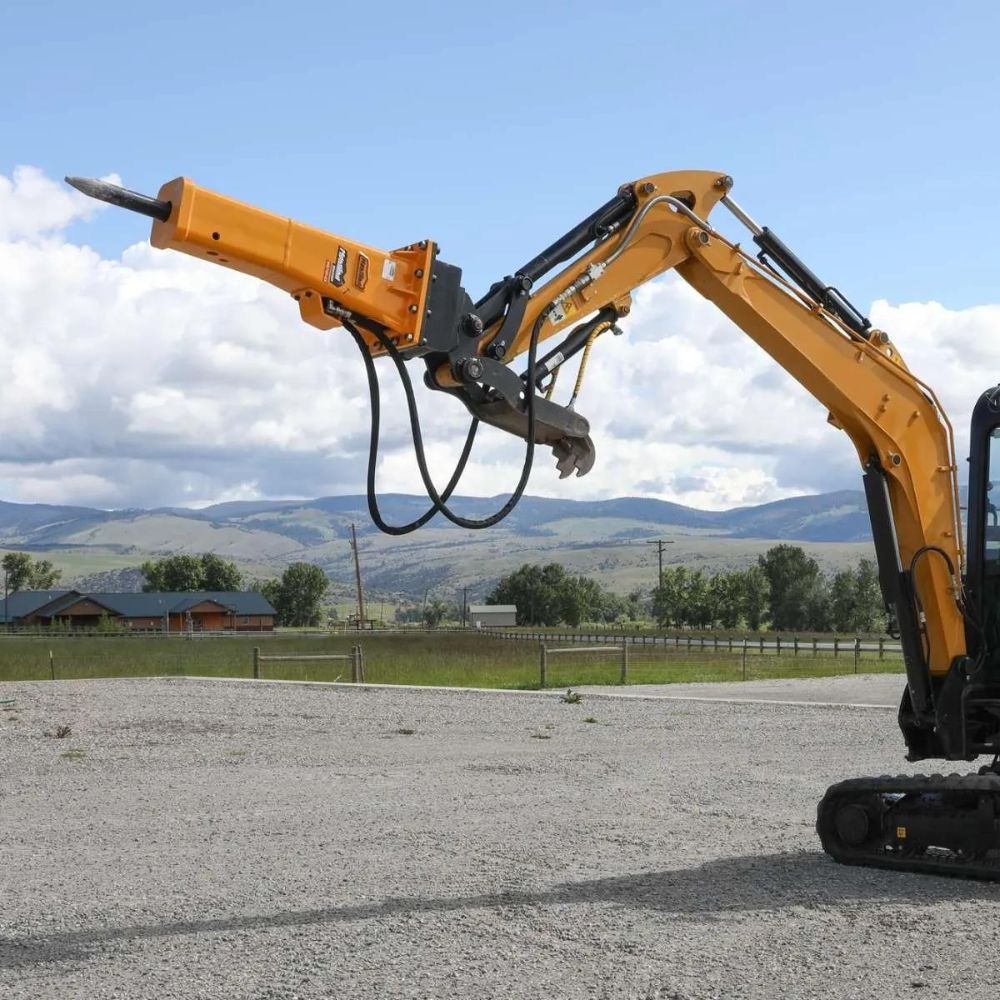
[487, 544, 886, 633]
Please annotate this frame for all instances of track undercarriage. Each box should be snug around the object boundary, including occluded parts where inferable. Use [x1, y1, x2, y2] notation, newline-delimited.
[818, 773, 1000, 879]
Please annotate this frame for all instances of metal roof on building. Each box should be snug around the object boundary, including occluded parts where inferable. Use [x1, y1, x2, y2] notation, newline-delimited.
[0, 590, 276, 622]
[467, 605, 517, 614]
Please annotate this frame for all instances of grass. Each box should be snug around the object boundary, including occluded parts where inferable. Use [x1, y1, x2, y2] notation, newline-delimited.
[0, 632, 905, 689]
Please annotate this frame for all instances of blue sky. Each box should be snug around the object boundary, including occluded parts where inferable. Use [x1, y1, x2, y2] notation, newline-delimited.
[4, 0, 1000, 309]
[2, 1, 1000, 511]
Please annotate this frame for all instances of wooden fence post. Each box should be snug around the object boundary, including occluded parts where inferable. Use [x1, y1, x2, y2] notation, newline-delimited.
[759, 635, 764, 654]
[742, 639, 748, 681]
[49, 649, 55, 681]
[620, 643, 629, 685]
[351, 645, 359, 683]
[879, 637, 885, 660]
[834, 637, 839, 658]
[813, 637, 818, 658]
[793, 635, 799, 657]
[359, 645, 366, 683]
[854, 637, 860, 674]
[540, 645, 548, 689]
[776, 635, 781, 657]
[252, 646, 261, 680]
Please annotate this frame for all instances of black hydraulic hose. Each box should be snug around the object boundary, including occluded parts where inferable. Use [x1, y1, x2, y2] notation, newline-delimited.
[364, 309, 546, 530]
[344, 320, 479, 535]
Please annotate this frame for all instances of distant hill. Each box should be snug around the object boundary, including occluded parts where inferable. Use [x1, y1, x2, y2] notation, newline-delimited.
[0, 490, 876, 598]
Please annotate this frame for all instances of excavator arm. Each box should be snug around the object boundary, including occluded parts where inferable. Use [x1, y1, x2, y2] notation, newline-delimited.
[69, 169, 1000, 877]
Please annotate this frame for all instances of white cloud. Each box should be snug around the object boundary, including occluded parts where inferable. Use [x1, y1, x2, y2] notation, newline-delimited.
[0, 166, 995, 512]
[0, 166, 118, 240]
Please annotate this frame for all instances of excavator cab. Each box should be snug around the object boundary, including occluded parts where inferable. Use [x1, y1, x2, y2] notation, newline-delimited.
[965, 389, 1000, 666]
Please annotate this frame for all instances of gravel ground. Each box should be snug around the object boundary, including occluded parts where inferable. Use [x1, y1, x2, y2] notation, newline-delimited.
[3, 676, 1000, 1000]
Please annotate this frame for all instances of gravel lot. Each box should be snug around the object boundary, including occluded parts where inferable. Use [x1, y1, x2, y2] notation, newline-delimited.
[3, 675, 1000, 1000]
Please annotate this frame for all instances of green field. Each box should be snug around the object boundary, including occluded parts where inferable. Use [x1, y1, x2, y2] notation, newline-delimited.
[0, 632, 904, 688]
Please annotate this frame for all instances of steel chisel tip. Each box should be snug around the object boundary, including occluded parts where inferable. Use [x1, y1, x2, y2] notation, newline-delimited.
[65, 175, 172, 222]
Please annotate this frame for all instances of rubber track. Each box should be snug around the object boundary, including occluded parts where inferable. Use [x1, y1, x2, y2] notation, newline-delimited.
[817, 773, 1000, 880]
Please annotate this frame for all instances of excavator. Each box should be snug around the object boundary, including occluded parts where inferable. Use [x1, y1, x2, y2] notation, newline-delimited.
[66, 168, 1000, 879]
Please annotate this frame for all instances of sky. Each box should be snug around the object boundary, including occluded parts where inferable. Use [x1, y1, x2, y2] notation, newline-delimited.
[2, 0, 1000, 512]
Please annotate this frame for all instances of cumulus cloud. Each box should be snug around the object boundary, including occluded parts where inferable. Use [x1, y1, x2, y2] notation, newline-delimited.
[0, 166, 994, 511]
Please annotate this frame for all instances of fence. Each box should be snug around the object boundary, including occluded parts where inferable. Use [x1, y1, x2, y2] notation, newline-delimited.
[488, 628, 898, 660]
[252, 644, 365, 682]
[539, 643, 628, 688]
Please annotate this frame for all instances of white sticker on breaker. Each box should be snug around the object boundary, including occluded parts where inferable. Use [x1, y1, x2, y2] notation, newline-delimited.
[381, 259, 397, 281]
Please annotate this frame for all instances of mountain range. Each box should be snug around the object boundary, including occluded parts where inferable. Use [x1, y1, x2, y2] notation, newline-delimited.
[0, 490, 877, 599]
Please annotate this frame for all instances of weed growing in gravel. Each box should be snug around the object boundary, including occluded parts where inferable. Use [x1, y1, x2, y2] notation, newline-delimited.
[530, 731, 552, 740]
[224, 749, 247, 758]
[561, 689, 583, 704]
[60, 749, 86, 760]
[583, 717, 598, 724]
[395, 728, 417, 736]
[45, 724, 72, 739]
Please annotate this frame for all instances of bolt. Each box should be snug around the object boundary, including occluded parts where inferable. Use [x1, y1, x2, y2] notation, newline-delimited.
[415, 268, 424, 278]
[877, 330, 890, 344]
[425, 309, 433, 317]
[409, 304, 418, 313]
[693, 229, 710, 246]
[405, 333, 414, 342]
[419, 240, 428, 249]
[639, 182, 656, 195]
[457, 357, 484, 382]
[714, 175, 734, 191]
[462, 313, 484, 338]
[487, 343, 506, 360]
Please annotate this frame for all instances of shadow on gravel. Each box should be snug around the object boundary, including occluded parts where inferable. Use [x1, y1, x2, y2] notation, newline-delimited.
[5, 850, 1000, 969]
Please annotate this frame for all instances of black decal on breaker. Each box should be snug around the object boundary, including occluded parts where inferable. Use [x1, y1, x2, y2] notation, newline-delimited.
[355, 252, 370, 291]
[326, 246, 349, 287]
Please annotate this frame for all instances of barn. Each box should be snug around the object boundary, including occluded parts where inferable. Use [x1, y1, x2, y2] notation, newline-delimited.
[466, 604, 517, 627]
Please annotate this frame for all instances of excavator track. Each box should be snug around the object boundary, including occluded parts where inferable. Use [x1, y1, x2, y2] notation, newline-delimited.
[818, 773, 1000, 880]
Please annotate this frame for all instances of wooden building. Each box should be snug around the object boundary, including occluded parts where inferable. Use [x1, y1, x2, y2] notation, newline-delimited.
[0, 590, 276, 631]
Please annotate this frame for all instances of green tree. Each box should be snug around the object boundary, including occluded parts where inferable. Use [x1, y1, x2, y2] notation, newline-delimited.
[141, 553, 243, 592]
[853, 558, 884, 632]
[651, 566, 688, 628]
[625, 589, 645, 623]
[488, 563, 568, 626]
[737, 566, 770, 631]
[423, 598, 448, 628]
[2, 552, 63, 592]
[758, 545, 826, 631]
[829, 569, 857, 633]
[142, 554, 205, 592]
[199, 553, 243, 591]
[265, 562, 328, 627]
[259, 578, 283, 615]
[712, 573, 742, 630]
[29, 559, 62, 589]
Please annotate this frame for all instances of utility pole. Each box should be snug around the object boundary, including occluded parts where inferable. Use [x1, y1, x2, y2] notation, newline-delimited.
[462, 586, 468, 628]
[350, 523, 366, 630]
[645, 539, 675, 586]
